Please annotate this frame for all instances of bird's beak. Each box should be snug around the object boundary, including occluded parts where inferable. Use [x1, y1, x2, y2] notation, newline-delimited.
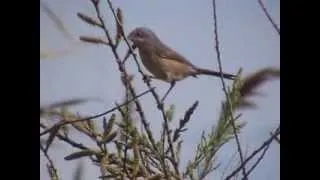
[127, 34, 138, 48]
[127, 33, 134, 42]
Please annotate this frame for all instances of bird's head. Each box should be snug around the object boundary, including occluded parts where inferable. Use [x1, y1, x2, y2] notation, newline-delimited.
[127, 27, 159, 48]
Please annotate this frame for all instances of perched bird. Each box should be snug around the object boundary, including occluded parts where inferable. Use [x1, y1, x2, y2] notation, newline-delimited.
[128, 27, 236, 101]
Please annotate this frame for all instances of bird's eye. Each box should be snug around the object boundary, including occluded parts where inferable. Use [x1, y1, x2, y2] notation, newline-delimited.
[136, 31, 143, 37]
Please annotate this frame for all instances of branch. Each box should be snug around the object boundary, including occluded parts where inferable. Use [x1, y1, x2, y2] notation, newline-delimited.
[40, 87, 154, 136]
[225, 126, 280, 180]
[40, 123, 89, 150]
[40, 142, 59, 180]
[243, 125, 280, 179]
[220, 151, 239, 179]
[89, 0, 159, 155]
[105, 0, 145, 74]
[211, 0, 248, 179]
[270, 131, 280, 144]
[258, 0, 280, 35]
[89, 0, 172, 178]
[242, 140, 270, 179]
[40, 0, 73, 41]
[106, 0, 180, 177]
[173, 101, 199, 142]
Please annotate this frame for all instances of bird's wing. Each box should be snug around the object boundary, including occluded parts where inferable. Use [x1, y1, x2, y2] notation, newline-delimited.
[155, 45, 196, 67]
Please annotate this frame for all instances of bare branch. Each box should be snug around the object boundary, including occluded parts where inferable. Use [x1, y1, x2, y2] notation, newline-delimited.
[270, 131, 280, 144]
[225, 126, 280, 180]
[40, 143, 59, 180]
[88, 1, 158, 160]
[241, 125, 280, 179]
[40, 87, 154, 137]
[88, 0, 175, 178]
[211, 0, 248, 179]
[258, 0, 280, 35]
[106, 0, 181, 177]
[40, 0, 73, 40]
[242, 141, 270, 179]
[40, 123, 89, 150]
[105, 0, 145, 75]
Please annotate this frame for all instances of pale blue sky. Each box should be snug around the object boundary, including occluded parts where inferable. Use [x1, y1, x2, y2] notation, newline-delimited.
[40, 0, 279, 179]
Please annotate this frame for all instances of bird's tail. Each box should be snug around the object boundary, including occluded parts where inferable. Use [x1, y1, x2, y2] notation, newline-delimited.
[194, 67, 236, 80]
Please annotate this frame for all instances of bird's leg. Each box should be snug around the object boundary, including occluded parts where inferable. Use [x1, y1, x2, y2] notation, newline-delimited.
[143, 75, 158, 84]
[142, 75, 153, 83]
[143, 75, 161, 83]
[161, 81, 176, 103]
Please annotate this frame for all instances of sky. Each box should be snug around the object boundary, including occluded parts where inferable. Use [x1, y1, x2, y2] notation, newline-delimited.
[40, 0, 280, 179]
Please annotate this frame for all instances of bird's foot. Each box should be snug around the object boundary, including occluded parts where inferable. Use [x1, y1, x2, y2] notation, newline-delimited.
[142, 75, 154, 84]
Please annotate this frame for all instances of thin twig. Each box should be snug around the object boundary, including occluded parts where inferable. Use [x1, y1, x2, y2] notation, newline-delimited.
[40, 0, 73, 40]
[40, 142, 59, 180]
[106, 0, 179, 177]
[90, 0, 158, 154]
[40, 87, 154, 136]
[91, 0, 147, 142]
[122, 48, 133, 64]
[221, 151, 239, 179]
[173, 101, 199, 142]
[40, 123, 89, 150]
[121, 72, 132, 178]
[225, 127, 280, 180]
[90, 1, 169, 178]
[240, 125, 279, 179]
[138, 149, 151, 177]
[211, 0, 248, 179]
[258, 0, 280, 35]
[105, 0, 145, 75]
[115, 104, 131, 178]
[270, 131, 280, 144]
[242, 140, 271, 179]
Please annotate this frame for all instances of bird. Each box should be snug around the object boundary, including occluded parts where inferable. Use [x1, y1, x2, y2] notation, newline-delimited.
[127, 27, 236, 102]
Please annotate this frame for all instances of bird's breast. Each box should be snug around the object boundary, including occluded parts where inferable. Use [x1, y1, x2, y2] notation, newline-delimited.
[138, 48, 195, 83]
[138, 48, 169, 82]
